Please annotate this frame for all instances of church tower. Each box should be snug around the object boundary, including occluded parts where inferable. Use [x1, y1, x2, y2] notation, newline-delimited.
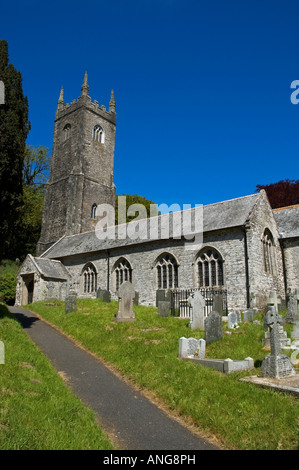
[36, 73, 116, 256]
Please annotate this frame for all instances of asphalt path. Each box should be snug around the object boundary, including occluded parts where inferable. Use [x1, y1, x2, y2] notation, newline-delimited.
[9, 306, 220, 451]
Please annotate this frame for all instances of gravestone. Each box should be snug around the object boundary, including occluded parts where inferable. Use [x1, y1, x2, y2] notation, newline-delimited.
[266, 290, 281, 312]
[243, 309, 254, 322]
[178, 337, 206, 358]
[115, 281, 136, 323]
[212, 293, 223, 314]
[65, 290, 77, 314]
[158, 301, 170, 317]
[260, 306, 295, 379]
[97, 288, 111, 303]
[228, 311, 238, 329]
[0, 340, 4, 364]
[156, 289, 171, 306]
[204, 310, 223, 344]
[286, 289, 299, 324]
[291, 317, 299, 340]
[188, 291, 206, 330]
[134, 291, 139, 306]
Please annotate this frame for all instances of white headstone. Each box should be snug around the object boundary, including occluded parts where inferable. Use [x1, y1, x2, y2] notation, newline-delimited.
[115, 281, 136, 322]
[188, 291, 206, 330]
[178, 337, 206, 358]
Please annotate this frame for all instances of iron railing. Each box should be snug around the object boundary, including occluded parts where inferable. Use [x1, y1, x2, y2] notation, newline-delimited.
[168, 287, 228, 318]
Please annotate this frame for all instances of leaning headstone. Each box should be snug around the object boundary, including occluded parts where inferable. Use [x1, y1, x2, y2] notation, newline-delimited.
[115, 281, 136, 323]
[204, 310, 223, 344]
[158, 301, 170, 317]
[212, 294, 223, 315]
[260, 306, 295, 379]
[65, 290, 77, 314]
[188, 291, 206, 330]
[178, 337, 206, 359]
[228, 311, 238, 329]
[286, 289, 299, 324]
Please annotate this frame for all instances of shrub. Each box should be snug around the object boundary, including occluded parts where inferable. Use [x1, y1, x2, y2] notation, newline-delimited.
[0, 273, 16, 305]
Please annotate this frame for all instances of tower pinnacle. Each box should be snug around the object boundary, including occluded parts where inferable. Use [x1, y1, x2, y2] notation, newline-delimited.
[109, 89, 116, 113]
[57, 86, 64, 109]
[81, 71, 89, 97]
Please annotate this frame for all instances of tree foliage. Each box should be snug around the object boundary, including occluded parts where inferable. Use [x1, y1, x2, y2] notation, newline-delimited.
[23, 144, 49, 187]
[115, 194, 159, 224]
[0, 40, 30, 260]
[18, 145, 50, 257]
[256, 179, 299, 209]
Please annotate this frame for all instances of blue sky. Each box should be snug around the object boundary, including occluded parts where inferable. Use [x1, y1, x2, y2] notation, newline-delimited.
[1, 0, 299, 208]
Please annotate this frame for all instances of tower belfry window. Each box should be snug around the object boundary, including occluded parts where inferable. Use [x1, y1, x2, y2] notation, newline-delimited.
[91, 203, 97, 219]
[93, 124, 105, 143]
[63, 123, 71, 141]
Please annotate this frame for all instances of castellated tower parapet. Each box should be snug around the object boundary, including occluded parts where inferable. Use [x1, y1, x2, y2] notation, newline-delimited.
[36, 73, 116, 256]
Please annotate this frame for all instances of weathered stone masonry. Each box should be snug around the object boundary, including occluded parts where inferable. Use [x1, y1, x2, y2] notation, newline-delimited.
[15, 76, 299, 312]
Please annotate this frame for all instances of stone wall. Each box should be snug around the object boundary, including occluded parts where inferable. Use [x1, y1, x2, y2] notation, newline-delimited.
[246, 191, 285, 309]
[62, 227, 249, 309]
[282, 238, 299, 291]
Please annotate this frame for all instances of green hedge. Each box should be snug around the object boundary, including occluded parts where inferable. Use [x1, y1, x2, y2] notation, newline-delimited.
[0, 273, 16, 305]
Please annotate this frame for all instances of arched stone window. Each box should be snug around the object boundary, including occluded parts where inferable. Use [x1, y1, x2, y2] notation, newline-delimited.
[262, 229, 275, 275]
[82, 263, 97, 294]
[196, 248, 224, 288]
[91, 203, 97, 219]
[63, 123, 71, 141]
[93, 124, 105, 143]
[156, 253, 178, 289]
[114, 258, 132, 291]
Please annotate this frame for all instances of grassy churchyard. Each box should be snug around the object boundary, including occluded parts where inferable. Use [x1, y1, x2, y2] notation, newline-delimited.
[1, 298, 299, 450]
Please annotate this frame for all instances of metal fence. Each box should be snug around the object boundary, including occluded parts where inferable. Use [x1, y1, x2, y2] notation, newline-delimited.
[169, 288, 228, 318]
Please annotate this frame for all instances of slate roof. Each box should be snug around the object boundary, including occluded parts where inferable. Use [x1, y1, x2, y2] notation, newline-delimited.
[33, 256, 71, 279]
[273, 205, 299, 239]
[41, 193, 260, 259]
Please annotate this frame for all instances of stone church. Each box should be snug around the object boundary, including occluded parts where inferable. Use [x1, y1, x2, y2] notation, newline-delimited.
[15, 74, 299, 312]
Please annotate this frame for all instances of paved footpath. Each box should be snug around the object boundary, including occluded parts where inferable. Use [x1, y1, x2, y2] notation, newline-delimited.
[9, 306, 220, 451]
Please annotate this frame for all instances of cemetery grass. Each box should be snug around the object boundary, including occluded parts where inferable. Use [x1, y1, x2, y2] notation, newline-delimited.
[27, 299, 299, 451]
[0, 304, 115, 450]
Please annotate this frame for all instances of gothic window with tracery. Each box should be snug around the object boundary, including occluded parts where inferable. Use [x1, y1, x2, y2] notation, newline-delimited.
[262, 229, 275, 275]
[93, 124, 105, 143]
[82, 263, 97, 294]
[196, 248, 224, 288]
[114, 258, 132, 291]
[156, 254, 178, 289]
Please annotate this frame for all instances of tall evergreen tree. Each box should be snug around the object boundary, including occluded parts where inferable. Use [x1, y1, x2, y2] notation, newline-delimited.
[0, 40, 30, 260]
